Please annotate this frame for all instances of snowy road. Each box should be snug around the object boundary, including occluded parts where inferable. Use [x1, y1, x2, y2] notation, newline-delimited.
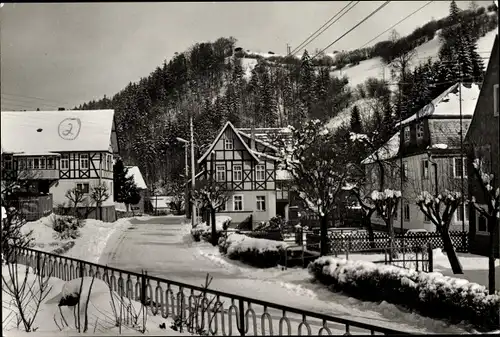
[99, 216, 473, 335]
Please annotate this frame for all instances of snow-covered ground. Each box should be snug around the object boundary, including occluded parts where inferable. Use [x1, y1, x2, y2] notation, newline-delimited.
[2, 265, 186, 336]
[98, 216, 478, 334]
[22, 214, 131, 263]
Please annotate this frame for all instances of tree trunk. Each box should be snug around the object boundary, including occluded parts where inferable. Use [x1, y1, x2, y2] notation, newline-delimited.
[320, 215, 329, 256]
[441, 228, 464, 274]
[488, 216, 498, 295]
[363, 209, 376, 249]
[211, 207, 217, 246]
[387, 216, 396, 260]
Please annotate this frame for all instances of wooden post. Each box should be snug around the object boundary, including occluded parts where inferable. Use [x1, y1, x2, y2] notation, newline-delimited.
[428, 242, 433, 273]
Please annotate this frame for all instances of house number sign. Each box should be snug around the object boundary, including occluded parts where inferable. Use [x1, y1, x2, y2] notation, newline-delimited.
[58, 117, 82, 140]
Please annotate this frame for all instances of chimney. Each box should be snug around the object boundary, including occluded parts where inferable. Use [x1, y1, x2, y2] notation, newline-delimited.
[58, 107, 65, 111]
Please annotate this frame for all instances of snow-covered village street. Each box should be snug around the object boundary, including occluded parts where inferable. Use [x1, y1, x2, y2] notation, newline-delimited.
[2, 1, 500, 336]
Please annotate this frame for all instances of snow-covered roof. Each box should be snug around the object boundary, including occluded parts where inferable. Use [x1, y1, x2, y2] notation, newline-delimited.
[150, 196, 174, 210]
[1, 110, 115, 154]
[395, 83, 480, 128]
[361, 131, 400, 165]
[125, 166, 147, 190]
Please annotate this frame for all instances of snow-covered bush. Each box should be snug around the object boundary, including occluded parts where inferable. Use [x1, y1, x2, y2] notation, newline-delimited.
[190, 216, 231, 242]
[218, 233, 289, 268]
[308, 257, 500, 331]
[253, 215, 286, 231]
[51, 215, 83, 240]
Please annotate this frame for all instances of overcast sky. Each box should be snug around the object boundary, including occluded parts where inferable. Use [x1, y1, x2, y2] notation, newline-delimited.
[0, 1, 493, 110]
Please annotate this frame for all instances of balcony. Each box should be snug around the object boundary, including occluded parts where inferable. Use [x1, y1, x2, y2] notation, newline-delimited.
[6, 169, 59, 180]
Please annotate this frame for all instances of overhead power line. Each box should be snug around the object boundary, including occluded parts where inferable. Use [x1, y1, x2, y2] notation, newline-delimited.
[291, 1, 360, 56]
[1, 92, 69, 105]
[359, 1, 434, 49]
[312, 1, 392, 60]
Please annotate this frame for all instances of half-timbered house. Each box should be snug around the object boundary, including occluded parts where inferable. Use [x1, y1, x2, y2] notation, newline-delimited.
[465, 34, 499, 257]
[362, 83, 480, 233]
[197, 122, 292, 225]
[1, 109, 119, 222]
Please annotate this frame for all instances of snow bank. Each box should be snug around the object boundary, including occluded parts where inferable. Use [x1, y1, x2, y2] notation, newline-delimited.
[218, 233, 289, 268]
[190, 215, 231, 242]
[308, 257, 500, 331]
[22, 215, 131, 263]
[2, 265, 186, 336]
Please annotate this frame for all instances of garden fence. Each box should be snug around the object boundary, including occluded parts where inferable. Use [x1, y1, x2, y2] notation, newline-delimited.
[11, 245, 409, 336]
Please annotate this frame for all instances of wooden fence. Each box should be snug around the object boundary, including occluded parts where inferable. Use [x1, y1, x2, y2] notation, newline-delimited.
[303, 230, 468, 254]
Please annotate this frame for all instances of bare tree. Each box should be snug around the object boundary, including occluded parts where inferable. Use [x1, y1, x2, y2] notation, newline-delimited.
[470, 158, 499, 294]
[192, 178, 229, 246]
[89, 182, 110, 221]
[1, 207, 34, 264]
[65, 187, 87, 217]
[370, 189, 402, 257]
[416, 190, 464, 274]
[387, 30, 416, 82]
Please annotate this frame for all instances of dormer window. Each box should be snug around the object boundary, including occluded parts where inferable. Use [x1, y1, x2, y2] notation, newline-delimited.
[224, 138, 233, 150]
[416, 122, 424, 140]
[403, 126, 410, 144]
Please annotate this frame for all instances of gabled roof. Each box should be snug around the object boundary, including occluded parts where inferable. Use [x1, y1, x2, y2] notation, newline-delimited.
[125, 166, 147, 190]
[361, 131, 401, 165]
[197, 121, 260, 164]
[236, 127, 293, 150]
[1, 110, 115, 155]
[395, 83, 480, 128]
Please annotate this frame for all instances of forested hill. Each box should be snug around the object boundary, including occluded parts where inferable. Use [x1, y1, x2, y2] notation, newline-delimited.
[75, 1, 498, 191]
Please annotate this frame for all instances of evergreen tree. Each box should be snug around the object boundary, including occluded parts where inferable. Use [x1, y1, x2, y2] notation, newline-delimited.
[113, 158, 140, 210]
[350, 106, 363, 134]
[467, 34, 485, 82]
[299, 49, 315, 118]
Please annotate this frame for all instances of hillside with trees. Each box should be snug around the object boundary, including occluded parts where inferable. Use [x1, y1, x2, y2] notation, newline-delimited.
[75, 1, 498, 191]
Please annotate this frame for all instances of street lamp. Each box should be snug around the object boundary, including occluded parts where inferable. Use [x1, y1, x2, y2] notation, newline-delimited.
[176, 137, 190, 218]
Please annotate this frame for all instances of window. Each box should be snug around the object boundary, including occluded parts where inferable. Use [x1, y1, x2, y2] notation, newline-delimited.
[108, 155, 112, 171]
[257, 196, 266, 211]
[478, 214, 487, 232]
[224, 138, 233, 150]
[33, 158, 40, 169]
[494, 84, 499, 117]
[233, 195, 243, 211]
[76, 183, 90, 194]
[216, 165, 226, 182]
[422, 159, 429, 179]
[27, 158, 34, 169]
[218, 201, 226, 211]
[80, 154, 89, 170]
[403, 126, 410, 144]
[233, 165, 242, 181]
[404, 203, 410, 221]
[110, 182, 113, 197]
[456, 203, 469, 222]
[453, 157, 467, 178]
[40, 157, 46, 169]
[256, 165, 265, 181]
[61, 154, 69, 170]
[4, 156, 12, 170]
[417, 122, 424, 140]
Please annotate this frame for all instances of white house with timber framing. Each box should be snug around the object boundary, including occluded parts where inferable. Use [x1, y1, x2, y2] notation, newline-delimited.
[1, 109, 119, 222]
[196, 122, 293, 226]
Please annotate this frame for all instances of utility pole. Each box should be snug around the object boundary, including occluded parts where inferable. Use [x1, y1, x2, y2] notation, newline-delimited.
[190, 115, 196, 228]
[458, 64, 465, 233]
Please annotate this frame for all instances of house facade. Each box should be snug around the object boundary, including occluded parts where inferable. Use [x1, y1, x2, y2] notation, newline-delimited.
[363, 83, 480, 233]
[197, 122, 292, 226]
[1, 109, 119, 222]
[465, 34, 499, 257]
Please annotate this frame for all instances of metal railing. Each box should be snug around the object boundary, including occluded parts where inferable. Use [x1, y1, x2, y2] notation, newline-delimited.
[12, 246, 410, 336]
